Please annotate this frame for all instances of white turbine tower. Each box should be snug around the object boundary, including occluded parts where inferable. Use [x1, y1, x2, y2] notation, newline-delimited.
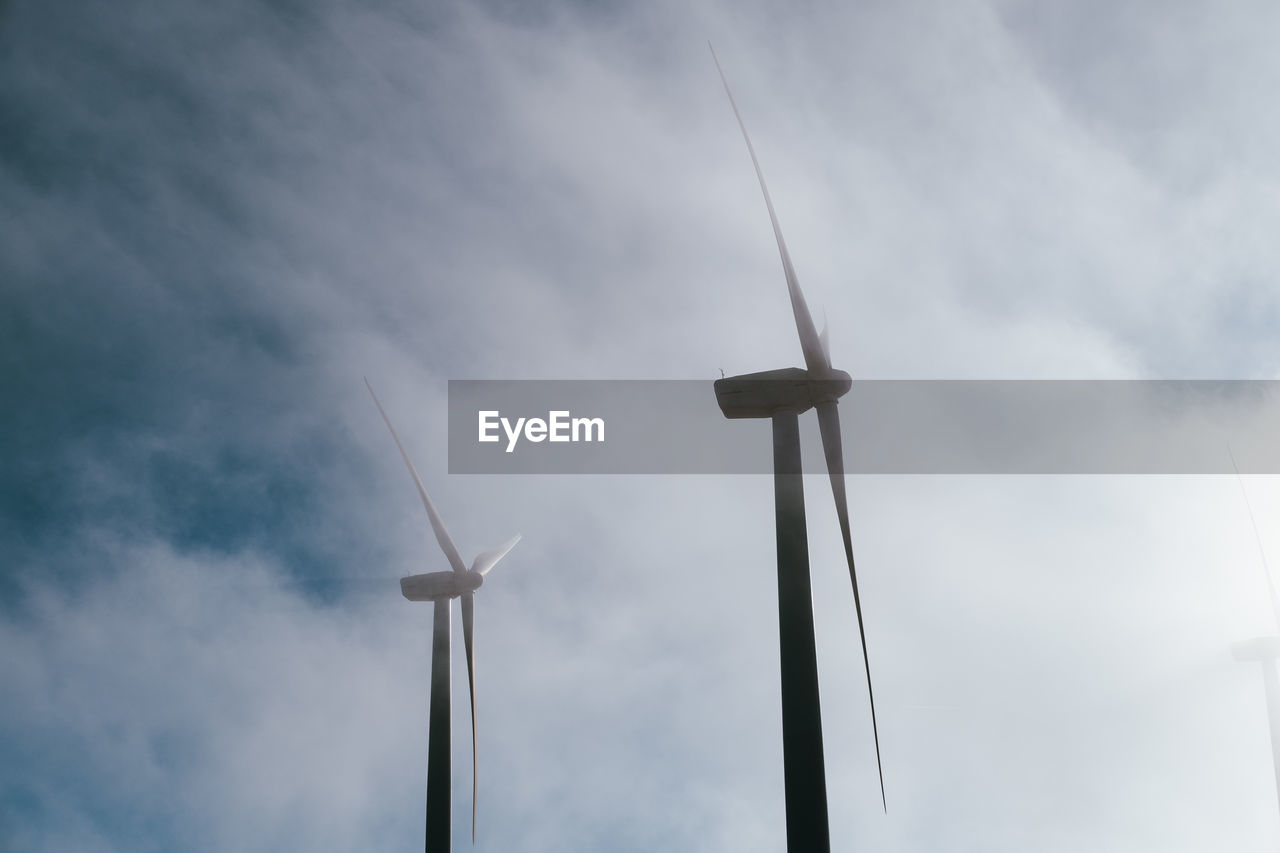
[366, 378, 519, 850]
[1230, 450, 1280, 818]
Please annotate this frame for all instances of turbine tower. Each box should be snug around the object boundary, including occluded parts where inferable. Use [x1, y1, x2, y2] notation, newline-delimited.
[366, 379, 519, 851]
[709, 47, 884, 851]
[1230, 454, 1280, 817]
[1232, 635, 1280, 815]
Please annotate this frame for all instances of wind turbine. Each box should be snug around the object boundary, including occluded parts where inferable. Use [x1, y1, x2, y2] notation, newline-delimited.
[709, 47, 884, 851]
[366, 378, 520, 850]
[1229, 451, 1280, 817]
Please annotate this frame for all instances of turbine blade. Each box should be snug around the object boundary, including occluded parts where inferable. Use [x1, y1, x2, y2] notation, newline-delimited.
[1229, 445, 1280, 630]
[819, 314, 830, 365]
[365, 378, 467, 574]
[461, 591, 478, 842]
[816, 399, 886, 810]
[472, 534, 521, 576]
[710, 43, 829, 374]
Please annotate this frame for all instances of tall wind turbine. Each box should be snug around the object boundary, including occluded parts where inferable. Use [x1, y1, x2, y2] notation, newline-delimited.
[366, 379, 520, 850]
[709, 47, 884, 851]
[1229, 452, 1280, 817]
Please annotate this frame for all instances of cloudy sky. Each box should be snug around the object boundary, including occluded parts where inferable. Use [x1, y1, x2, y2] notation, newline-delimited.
[7, 0, 1280, 850]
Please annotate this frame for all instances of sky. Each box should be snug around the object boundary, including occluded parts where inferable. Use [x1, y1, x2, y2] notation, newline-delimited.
[7, 0, 1280, 850]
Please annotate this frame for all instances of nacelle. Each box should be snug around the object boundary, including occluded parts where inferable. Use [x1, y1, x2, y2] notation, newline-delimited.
[1232, 635, 1280, 662]
[714, 367, 852, 419]
[401, 569, 484, 602]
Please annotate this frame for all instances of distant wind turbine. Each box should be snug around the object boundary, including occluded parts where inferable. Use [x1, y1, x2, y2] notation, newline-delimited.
[709, 45, 885, 851]
[366, 378, 519, 850]
[1229, 448, 1280, 818]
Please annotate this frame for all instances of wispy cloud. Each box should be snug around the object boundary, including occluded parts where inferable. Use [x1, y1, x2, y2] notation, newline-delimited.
[8, 0, 1280, 850]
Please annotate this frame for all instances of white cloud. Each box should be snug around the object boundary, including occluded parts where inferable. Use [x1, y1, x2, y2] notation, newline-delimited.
[12, 0, 1280, 850]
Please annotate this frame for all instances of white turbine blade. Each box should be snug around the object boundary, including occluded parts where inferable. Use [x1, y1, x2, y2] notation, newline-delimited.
[472, 534, 520, 576]
[710, 43, 829, 374]
[1229, 445, 1280, 630]
[819, 314, 830, 365]
[461, 591, 479, 842]
[816, 399, 885, 810]
[364, 378, 467, 574]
